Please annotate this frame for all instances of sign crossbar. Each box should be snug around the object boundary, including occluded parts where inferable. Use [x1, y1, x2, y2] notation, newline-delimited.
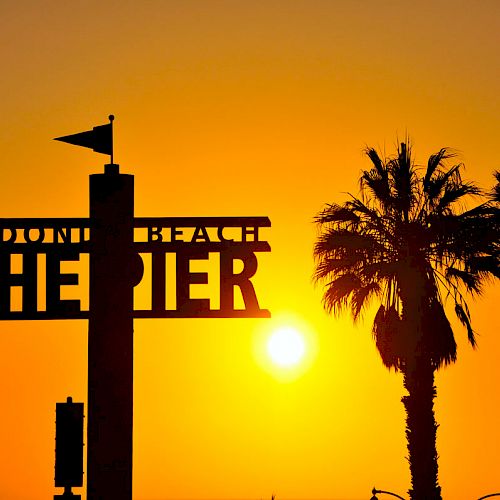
[0, 216, 271, 320]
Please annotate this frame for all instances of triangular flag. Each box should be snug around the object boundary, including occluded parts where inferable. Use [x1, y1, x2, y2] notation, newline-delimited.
[54, 117, 113, 156]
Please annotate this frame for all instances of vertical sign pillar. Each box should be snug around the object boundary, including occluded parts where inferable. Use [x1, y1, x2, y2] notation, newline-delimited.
[88, 164, 135, 500]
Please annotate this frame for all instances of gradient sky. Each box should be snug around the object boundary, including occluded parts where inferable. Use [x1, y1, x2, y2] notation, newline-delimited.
[0, 1, 499, 499]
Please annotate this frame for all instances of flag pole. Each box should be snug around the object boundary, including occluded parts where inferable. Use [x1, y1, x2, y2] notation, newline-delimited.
[109, 114, 115, 165]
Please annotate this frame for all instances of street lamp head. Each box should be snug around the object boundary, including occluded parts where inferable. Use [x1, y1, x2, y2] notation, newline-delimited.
[370, 486, 406, 500]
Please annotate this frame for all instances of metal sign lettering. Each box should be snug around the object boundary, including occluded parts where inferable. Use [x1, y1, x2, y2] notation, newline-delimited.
[0, 216, 270, 320]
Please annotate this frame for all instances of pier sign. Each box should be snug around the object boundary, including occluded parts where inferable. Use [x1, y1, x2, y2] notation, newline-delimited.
[1, 116, 271, 500]
[0, 216, 270, 319]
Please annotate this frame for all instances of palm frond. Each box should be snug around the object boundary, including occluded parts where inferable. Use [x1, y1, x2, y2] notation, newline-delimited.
[313, 255, 365, 282]
[423, 148, 456, 192]
[313, 229, 385, 259]
[372, 304, 403, 370]
[424, 163, 462, 204]
[351, 282, 381, 322]
[344, 197, 396, 243]
[314, 203, 361, 225]
[361, 148, 393, 208]
[322, 273, 362, 315]
[493, 171, 500, 203]
[389, 141, 415, 219]
[466, 255, 500, 279]
[454, 302, 477, 348]
[445, 266, 483, 294]
[436, 182, 482, 214]
[359, 261, 400, 281]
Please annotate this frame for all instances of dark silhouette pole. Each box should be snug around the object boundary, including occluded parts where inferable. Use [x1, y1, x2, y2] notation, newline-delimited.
[87, 163, 138, 500]
[478, 495, 500, 499]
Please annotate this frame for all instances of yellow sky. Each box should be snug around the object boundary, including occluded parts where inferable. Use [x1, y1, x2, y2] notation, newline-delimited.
[0, 1, 499, 499]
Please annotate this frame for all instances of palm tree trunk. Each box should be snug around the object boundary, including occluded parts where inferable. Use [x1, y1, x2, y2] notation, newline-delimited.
[402, 359, 442, 500]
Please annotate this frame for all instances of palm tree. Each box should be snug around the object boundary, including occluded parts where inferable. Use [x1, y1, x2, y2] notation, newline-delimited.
[313, 140, 499, 500]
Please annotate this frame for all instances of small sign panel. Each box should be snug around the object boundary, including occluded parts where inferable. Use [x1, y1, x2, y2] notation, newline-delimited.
[55, 397, 84, 488]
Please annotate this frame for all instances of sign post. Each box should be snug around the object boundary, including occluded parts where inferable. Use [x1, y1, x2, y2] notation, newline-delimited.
[0, 118, 270, 500]
[88, 164, 137, 499]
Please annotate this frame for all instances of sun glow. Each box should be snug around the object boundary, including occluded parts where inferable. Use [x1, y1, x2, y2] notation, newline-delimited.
[267, 326, 306, 367]
[254, 312, 317, 381]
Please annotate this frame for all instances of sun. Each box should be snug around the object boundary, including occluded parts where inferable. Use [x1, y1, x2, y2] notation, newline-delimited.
[253, 312, 317, 380]
[267, 326, 306, 367]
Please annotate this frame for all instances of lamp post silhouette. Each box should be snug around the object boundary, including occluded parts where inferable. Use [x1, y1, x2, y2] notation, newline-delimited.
[370, 487, 406, 500]
[478, 494, 500, 499]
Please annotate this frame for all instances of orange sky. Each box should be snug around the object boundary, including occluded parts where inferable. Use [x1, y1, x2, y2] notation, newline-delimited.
[0, 1, 499, 499]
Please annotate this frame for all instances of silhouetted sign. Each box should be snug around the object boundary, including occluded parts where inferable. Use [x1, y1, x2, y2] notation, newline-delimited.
[55, 397, 84, 488]
[0, 216, 270, 319]
[41, 120, 272, 500]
